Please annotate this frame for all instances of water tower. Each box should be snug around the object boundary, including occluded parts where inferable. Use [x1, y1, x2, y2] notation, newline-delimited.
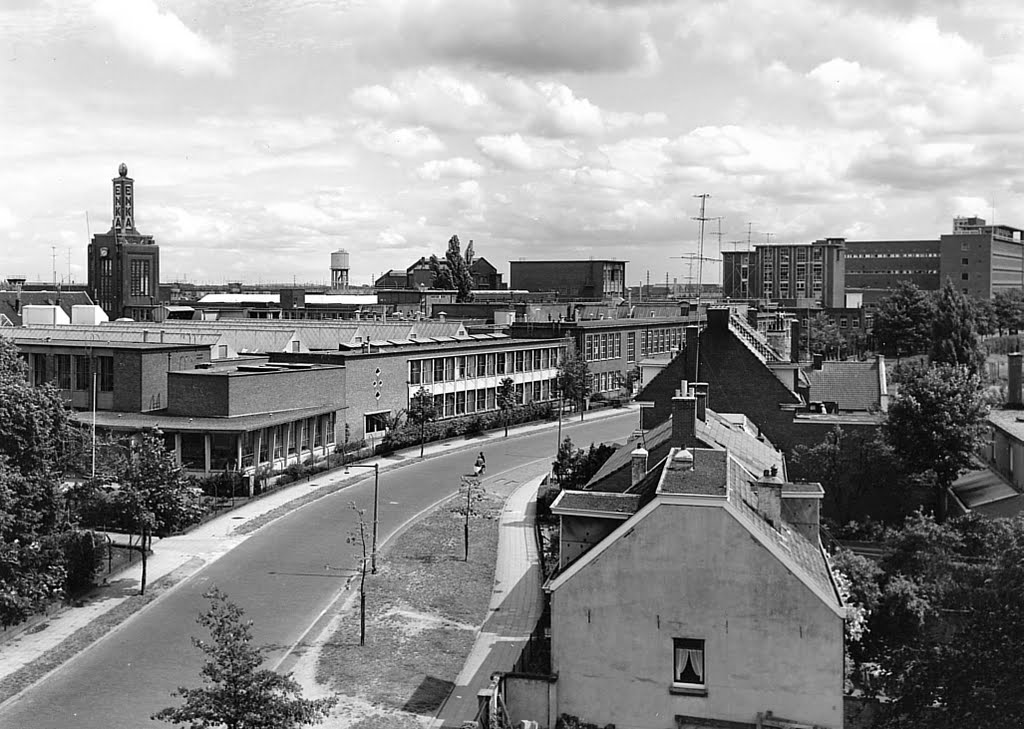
[331, 249, 350, 289]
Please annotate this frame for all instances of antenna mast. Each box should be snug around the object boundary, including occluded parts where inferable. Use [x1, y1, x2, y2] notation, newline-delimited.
[691, 194, 711, 380]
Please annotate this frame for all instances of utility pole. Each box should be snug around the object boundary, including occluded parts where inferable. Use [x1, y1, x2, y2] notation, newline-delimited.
[691, 194, 711, 380]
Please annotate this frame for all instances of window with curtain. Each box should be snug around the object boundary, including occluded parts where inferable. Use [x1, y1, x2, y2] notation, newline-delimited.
[673, 638, 705, 689]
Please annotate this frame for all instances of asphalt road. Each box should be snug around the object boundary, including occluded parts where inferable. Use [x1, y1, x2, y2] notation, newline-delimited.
[0, 412, 632, 729]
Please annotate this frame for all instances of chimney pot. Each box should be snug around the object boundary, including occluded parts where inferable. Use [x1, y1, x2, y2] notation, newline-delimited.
[692, 382, 709, 421]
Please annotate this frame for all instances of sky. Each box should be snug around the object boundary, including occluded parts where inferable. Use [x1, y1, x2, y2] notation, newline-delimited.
[2, 0, 1024, 289]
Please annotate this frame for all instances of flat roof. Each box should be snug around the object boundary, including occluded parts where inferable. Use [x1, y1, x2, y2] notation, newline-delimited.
[71, 404, 338, 433]
[511, 259, 627, 264]
[5, 337, 207, 351]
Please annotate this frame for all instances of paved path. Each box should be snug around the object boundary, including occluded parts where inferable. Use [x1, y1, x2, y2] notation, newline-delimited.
[435, 473, 546, 727]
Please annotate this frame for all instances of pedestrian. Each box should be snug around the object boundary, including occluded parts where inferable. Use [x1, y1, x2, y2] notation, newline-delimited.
[474, 451, 486, 476]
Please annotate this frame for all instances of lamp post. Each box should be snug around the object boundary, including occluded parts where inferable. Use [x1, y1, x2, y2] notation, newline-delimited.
[344, 462, 380, 573]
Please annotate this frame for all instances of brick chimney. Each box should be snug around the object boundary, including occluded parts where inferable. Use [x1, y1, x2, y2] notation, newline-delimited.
[631, 447, 649, 486]
[812, 353, 824, 370]
[1009, 352, 1022, 407]
[691, 382, 708, 421]
[672, 393, 698, 448]
[754, 467, 783, 529]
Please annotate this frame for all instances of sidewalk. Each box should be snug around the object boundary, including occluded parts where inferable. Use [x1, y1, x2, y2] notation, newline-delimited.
[0, 403, 634, 701]
[434, 474, 546, 728]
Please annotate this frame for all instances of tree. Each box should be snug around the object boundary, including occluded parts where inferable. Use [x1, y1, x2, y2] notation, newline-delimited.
[496, 377, 518, 437]
[346, 503, 370, 647]
[0, 335, 75, 627]
[556, 351, 592, 421]
[930, 278, 985, 375]
[551, 437, 617, 491]
[871, 281, 935, 360]
[153, 587, 337, 729]
[841, 513, 1024, 728]
[992, 288, 1024, 335]
[406, 387, 438, 458]
[429, 234, 474, 303]
[454, 476, 486, 561]
[884, 363, 987, 521]
[789, 426, 912, 525]
[807, 312, 846, 360]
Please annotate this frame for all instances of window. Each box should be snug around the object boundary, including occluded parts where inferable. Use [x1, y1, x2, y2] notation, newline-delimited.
[487, 353, 497, 376]
[839, 317, 848, 328]
[515, 350, 525, 372]
[456, 391, 467, 414]
[409, 360, 423, 385]
[627, 332, 636, 363]
[477, 389, 487, 411]
[444, 357, 455, 381]
[129, 259, 151, 296]
[365, 411, 389, 435]
[961, 257, 969, 265]
[673, 638, 705, 691]
[961, 241, 970, 251]
[55, 354, 72, 390]
[961, 272, 969, 281]
[217, 345, 228, 359]
[97, 356, 114, 392]
[585, 334, 594, 361]
[74, 355, 91, 391]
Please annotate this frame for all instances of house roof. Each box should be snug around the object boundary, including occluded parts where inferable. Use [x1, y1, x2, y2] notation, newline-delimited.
[586, 408, 785, 491]
[987, 408, 1024, 443]
[469, 257, 498, 275]
[803, 359, 881, 411]
[950, 461, 1024, 518]
[550, 490, 639, 518]
[548, 446, 843, 614]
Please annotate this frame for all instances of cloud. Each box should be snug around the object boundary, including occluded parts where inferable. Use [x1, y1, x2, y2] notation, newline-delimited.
[91, 0, 232, 76]
[416, 157, 485, 180]
[351, 69, 665, 137]
[354, 121, 444, 157]
[370, 0, 659, 73]
[476, 134, 581, 171]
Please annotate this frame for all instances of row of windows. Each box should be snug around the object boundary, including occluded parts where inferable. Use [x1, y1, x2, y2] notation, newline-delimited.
[129, 259, 152, 297]
[847, 269, 938, 276]
[845, 252, 940, 259]
[33, 353, 114, 392]
[585, 328, 682, 363]
[408, 347, 562, 385]
[236, 413, 336, 469]
[585, 332, 621, 362]
[398, 380, 558, 424]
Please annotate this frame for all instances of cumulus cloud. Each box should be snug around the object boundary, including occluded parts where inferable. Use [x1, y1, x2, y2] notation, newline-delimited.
[91, 0, 232, 76]
[416, 157, 485, 181]
[372, 0, 659, 73]
[476, 134, 581, 171]
[351, 69, 665, 137]
[354, 121, 444, 157]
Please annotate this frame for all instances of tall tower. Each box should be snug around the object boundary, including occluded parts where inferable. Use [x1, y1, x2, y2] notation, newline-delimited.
[331, 249, 350, 290]
[87, 163, 160, 321]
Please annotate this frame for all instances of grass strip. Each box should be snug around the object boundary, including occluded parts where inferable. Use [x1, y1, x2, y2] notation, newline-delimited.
[0, 557, 204, 707]
[317, 490, 503, 717]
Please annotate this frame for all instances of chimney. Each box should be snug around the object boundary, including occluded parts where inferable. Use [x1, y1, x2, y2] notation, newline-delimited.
[692, 382, 709, 421]
[755, 467, 783, 529]
[1010, 352, 1022, 407]
[631, 447, 649, 486]
[781, 484, 823, 544]
[672, 393, 698, 448]
[790, 319, 800, 363]
[812, 353, 824, 370]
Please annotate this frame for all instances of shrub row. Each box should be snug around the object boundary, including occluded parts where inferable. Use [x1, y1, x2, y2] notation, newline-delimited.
[380, 401, 557, 453]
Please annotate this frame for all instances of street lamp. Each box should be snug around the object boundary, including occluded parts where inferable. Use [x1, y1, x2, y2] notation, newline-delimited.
[344, 462, 380, 573]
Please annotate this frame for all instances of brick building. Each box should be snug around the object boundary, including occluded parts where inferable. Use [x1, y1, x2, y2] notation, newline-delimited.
[509, 316, 692, 396]
[87, 163, 160, 321]
[272, 333, 569, 444]
[510, 260, 627, 300]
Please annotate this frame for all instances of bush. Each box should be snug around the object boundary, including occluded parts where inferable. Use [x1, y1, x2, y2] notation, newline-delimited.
[61, 529, 103, 596]
[536, 483, 561, 523]
[379, 401, 557, 453]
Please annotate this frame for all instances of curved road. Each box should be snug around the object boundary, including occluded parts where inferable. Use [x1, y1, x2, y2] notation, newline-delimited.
[0, 412, 633, 729]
